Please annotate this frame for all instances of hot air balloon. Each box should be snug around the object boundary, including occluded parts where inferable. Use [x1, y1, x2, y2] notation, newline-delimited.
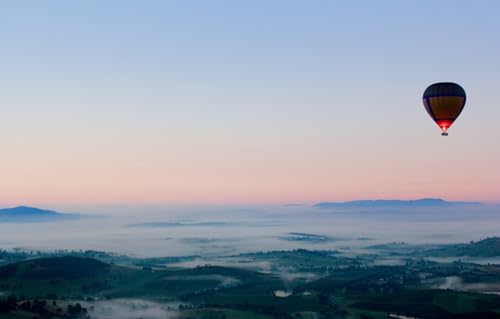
[423, 82, 466, 136]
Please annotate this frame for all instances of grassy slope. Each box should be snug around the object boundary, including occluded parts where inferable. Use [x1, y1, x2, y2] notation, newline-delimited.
[426, 237, 500, 257]
[0, 256, 280, 300]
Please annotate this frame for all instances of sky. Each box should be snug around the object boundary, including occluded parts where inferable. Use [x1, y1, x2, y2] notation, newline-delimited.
[0, 1, 499, 206]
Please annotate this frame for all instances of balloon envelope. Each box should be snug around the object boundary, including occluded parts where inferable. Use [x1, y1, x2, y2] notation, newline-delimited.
[423, 82, 466, 135]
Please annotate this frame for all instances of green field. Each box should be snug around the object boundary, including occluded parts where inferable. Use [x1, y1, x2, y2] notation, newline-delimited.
[1, 248, 500, 319]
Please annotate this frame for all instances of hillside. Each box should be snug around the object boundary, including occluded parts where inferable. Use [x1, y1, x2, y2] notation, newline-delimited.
[0, 256, 110, 279]
[425, 237, 500, 257]
[0, 256, 276, 299]
[0, 256, 121, 297]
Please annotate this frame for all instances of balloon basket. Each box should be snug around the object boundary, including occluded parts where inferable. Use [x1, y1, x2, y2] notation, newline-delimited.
[441, 132, 449, 136]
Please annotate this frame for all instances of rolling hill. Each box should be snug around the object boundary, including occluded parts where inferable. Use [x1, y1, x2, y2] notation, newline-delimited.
[425, 237, 500, 257]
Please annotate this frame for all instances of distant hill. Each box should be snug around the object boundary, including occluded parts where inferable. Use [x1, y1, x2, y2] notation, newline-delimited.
[0, 206, 80, 222]
[313, 198, 481, 209]
[425, 237, 500, 257]
[0, 256, 110, 280]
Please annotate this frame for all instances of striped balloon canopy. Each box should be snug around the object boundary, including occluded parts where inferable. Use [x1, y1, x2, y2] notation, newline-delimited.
[423, 82, 466, 136]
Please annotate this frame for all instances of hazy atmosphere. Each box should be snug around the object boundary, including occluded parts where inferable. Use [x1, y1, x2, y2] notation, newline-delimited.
[1, 2, 499, 319]
[0, 204, 499, 258]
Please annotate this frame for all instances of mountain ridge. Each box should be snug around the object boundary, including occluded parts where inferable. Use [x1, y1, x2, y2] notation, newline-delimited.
[0, 206, 80, 222]
[313, 198, 482, 209]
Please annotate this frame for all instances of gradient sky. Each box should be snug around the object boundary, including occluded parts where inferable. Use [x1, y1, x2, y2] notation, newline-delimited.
[1, 1, 499, 206]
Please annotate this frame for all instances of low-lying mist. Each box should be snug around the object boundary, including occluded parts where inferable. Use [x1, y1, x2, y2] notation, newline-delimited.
[0, 204, 499, 257]
[83, 299, 180, 319]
